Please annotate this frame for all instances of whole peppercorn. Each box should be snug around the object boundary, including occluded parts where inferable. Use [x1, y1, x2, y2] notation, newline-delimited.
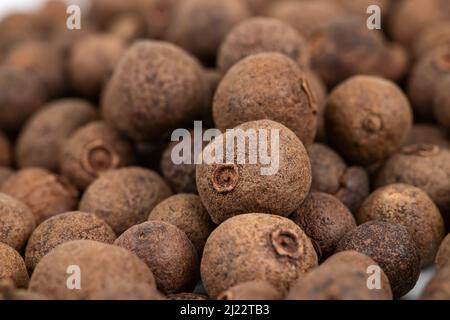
[1, 168, 78, 225]
[213, 53, 318, 145]
[148, 194, 215, 254]
[0, 243, 29, 288]
[336, 221, 421, 298]
[102, 40, 208, 141]
[436, 234, 450, 268]
[0, 193, 35, 251]
[165, 0, 250, 61]
[374, 144, 450, 226]
[325, 75, 413, 165]
[291, 192, 356, 259]
[68, 34, 127, 98]
[25, 211, 116, 272]
[167, 293, 208, 300]
[201, 213, 318, 298]
[138, 0, 180, 39]
[217, 280, 283, 300]
[0, 67, 47, 133]
[433, 76, 450, 131]
[414, 22, 450, 59]
[421, 264, 450, 300]
[3, 39, 65, 97]
[408, 46, 450, 120]
[402, 123, 450, 149]
[196, 120, 312, 224]
[29, 240, 158, 300]
[79, 167, 172, 234]
[333, 167, 371, 214]
[15, 99, 98, 171]
[59, 121, 135, 190]
[0, 167, 13, 188]
[0, 131, 11, 167]
[115, 221, 199, 294]
[357, 183, 445, 267]
[217, 17, 310, 72]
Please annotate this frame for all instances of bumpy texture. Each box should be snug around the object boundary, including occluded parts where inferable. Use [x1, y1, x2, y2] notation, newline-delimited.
[196, 120, 312, 224]
[436, 234, 450, 268]
[217, 280, 283, 300]
[69, 34, 127, 97]
[326, 76, 413, 165]
[421, 264, 450, 300]
[60, 121, 135, 190]
[217, 17, 309, 72]
[148, 193, 214, 253]
[213, 53, 318, 145]
[287, 250, 393, 300]
[201, 213, 318, 298]
[357, 183, 445, 267]
[0, 243, 29, 288]
[102, 40, 207, 141]
[29, 240, 158, 300]
[166, 0, 249, 60]
[115, 221, 199, 294]
[408, 46, 450, 120]
[336, 221, 420, 298]
[402, 124, 450, 149]
[434, 76, 450, 131]
[291, 192, 356, 259]
[25, 211, 116, 271]
[0, 66, 47, 133]
[374, 145, 450, 226]
[16, 99, 98, 171]
[1, 168, 79, 224]
[0, 131, 11, 167]
[79, 167, 172, 234]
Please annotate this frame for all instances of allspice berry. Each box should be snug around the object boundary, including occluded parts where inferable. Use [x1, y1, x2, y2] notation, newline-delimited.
[374, 144, 450, 225]
[79, 167, 172, 234]
[0, 131, 11, 167]
[148, 194, 214, 253]
[1, 168, 78, 224]
[201, 213, 318, 298]
[357, 183, 445, 267]
[433, 76, 450, 131]
[166, 0, 250, 60]
[336, 221, 420, 298]
[115, 221, 199, 294]
[102, 40, 207, 141]
[421, 264, 450, 300]
[413, 22, 450, 59]
[25, 211, 116, 272]
[29, 240, 158, 300]
[291, 192, 356, 259]
[436, 234, 450, 268]
[16, 99, 98, 171]
[196, 120, 312, 224]
[217, 280, 283, 300]
[217, 17, 310, 72]
[69, 34, 127, 98]
[0, 66, 47, 133]
[0, 243, 29, 288]
[333, 167, 370, 214]
[0, 193, 35, 251]
[213, 53, 318, 145]
[326, 75, 413, 165]
[402, 123, 450, 149]
[60, 121, 135, 190]
[138, 0, 180, 39]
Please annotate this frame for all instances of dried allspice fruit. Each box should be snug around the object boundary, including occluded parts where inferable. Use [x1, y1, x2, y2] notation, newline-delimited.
[0, 243, 29, 288]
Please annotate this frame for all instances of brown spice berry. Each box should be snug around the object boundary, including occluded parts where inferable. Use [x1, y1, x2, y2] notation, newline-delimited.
[29, 240, 157, 300]
[79, 167, 172, 234]
[213, 53, 318, 145]
[16, 99, 98, 171]
[421, 264, 450, 300]
[291, 192, 356, 259]
[102, 40, 207, 141]
[0, 243, 29, 288]
[414, 22, 450, 59]
[201, 213, 318, 298]
[25, 211, 116, 272]
[148, 194, 214, 253]
[138, 0, 180, 39]
[336, 221, 420, 298]
[196, 120, 312, 224]
[60, 121, 135, 190]
[402, 123, 450, 149]
[436, 234, 450, 269]
[218, 280, 283, 300]
[326, 75, 413, 165]
[1, 168, 78, 225]
[217, 17, 310, 72]
[115, 221, 199, 294]
[334, 166, 370, 214]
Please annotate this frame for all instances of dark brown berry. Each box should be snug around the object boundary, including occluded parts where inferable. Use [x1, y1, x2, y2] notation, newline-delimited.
[0, 243, 29, 288]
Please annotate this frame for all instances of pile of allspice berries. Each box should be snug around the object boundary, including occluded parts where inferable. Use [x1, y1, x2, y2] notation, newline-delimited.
[1, 0, 450, 301]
